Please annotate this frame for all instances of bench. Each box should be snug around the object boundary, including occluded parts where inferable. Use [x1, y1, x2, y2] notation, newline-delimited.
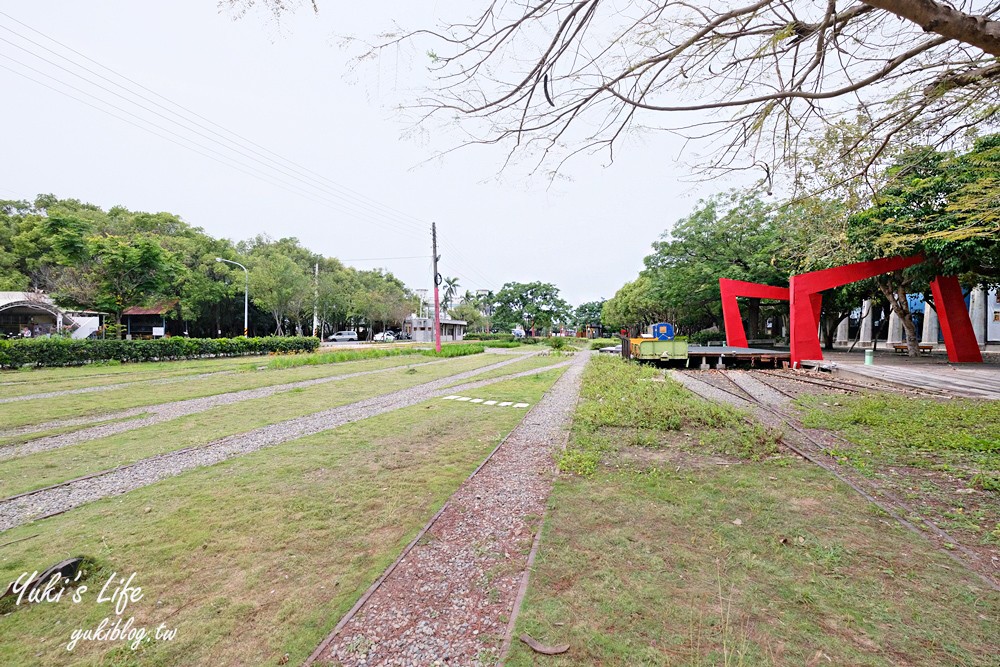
[892, 343, 934, 355]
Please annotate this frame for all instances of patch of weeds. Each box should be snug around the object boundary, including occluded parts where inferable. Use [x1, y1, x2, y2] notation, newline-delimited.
[796, 393, 1000, 475]
[971, 473, 1000, 493]
[699, 423, 781, 461]
[345, 635, 373, 656]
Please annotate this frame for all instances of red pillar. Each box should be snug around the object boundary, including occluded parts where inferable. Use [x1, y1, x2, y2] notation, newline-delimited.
[719, 279, 789, 348]
[930, 276, 983, 363]
[789, 254, 925, 365]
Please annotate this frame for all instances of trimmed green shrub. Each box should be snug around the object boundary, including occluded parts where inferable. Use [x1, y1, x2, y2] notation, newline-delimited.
[0, 336, 320, 369]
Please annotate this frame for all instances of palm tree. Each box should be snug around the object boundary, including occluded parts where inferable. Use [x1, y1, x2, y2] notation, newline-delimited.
[442, 277, 460, 310]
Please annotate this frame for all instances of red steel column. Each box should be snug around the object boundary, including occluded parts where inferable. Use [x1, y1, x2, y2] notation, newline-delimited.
[930, 276, 983, 363]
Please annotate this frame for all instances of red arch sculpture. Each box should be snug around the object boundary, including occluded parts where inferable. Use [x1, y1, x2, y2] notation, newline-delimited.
[788, 254, 982, 365]
[719, 278, 789, 347]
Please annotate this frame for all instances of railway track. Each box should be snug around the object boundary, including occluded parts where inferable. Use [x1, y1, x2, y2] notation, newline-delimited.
[674, 369, 1000, 592]
[755, 368, 947, 398]
[0, 359, 571, 533]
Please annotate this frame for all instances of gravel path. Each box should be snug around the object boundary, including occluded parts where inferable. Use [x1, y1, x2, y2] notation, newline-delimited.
[0, 359, 453, 461]
[0, 369, 236, 404]
[725, 371, 793, 407]
[0, 356, 568, 533]
[309, 351, 589, 667]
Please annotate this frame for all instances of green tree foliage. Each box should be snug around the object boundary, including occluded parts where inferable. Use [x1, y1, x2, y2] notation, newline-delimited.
[641, 191, 786, 337]
[601, 277, 663, 332]
[442, 276, 460, 310]
[846, 137, 1000, 353]
[493, 281, 570, 334]
[0, 195, 426, 339]
[248, 252, 310, 336]
[573, 300, 605, 328]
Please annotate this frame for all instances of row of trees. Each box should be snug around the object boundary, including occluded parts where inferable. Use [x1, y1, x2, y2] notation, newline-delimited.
[0, 196, 417, 338]
[602, 134, 1000, 354]
[1, 195, 603, 340]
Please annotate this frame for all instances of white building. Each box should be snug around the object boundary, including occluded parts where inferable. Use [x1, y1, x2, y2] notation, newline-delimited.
[0, 292, 103, 339]
[404, 315, 467, 343]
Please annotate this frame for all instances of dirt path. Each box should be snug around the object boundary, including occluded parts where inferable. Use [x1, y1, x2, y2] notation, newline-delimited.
[307, 351, 589, 667]
[0, 358, 569, 533]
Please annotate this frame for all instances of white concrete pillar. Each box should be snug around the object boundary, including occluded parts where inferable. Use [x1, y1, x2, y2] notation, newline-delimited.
[887, 310, 903, 343]
[922, 303, 938, 345]
[835, 317, 850, 346]
[969, 286, 987, 345]
[859, 300, 873, 345]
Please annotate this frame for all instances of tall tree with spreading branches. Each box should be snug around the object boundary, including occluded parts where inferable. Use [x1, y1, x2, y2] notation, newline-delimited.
[227, 0, 1000, 187]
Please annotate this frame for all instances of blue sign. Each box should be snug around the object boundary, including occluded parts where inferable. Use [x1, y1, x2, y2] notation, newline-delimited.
[652, 322, 675, 341]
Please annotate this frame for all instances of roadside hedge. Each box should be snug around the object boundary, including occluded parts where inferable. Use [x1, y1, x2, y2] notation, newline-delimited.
[0, 336, 320, 368]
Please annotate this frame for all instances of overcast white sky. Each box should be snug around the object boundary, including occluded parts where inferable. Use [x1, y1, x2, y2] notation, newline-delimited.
[0, 1, 736, 306]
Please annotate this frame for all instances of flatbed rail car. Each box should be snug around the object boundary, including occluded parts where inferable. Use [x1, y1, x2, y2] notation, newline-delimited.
[620, 336, 790, 368]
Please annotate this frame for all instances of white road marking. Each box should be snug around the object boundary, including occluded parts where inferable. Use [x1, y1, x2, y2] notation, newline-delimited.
[470, 398, 484, 403]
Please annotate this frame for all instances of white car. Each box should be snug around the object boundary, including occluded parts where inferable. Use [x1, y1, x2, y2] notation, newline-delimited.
[373, 331, 395, 342]
[329, 331, 358, 342]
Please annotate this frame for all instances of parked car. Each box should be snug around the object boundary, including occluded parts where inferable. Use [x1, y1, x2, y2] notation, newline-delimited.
[511, 329, 525, 338]
[373, 331, 395, 342]
[328, 331, 358, 342]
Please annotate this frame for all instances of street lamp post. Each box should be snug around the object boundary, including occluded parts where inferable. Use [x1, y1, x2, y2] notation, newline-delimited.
[216, 257, 249, 337]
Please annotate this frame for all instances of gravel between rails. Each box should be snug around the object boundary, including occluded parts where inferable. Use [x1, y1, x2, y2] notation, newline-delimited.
[0, 369, 237, 404]
[310, 351, 589, 667]
[0, 355, 566, 533]
[725, 371, 794, 407]
[0, 358, 455, 461]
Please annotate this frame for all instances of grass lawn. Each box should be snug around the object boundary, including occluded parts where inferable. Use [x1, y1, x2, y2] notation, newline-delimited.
[0, 368, 566, 666]
[0, 354, 512, 498]
[0, 353, 499, 430]
[795, 393, 1000, 556]
[0, 356, 271, 397]
[507, 357, 998, 666]
[442, 352, 564, 387]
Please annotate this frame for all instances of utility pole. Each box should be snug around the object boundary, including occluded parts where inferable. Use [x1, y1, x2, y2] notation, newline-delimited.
[312, 262, 319, 339]
[432, 222, 442, 352]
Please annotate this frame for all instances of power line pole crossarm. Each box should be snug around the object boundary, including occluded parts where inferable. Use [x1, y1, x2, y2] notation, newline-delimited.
[432, 223, 442, 353]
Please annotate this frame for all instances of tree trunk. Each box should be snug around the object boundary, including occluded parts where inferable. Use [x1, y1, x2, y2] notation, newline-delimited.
[878, 276, 918, 356]
[747, 298, 760, 340]
[862, 0, 1000, 58]
[822, 316, 836, 350]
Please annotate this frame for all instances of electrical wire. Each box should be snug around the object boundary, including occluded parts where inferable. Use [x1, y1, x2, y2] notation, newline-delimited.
[0, 12, 501, 286]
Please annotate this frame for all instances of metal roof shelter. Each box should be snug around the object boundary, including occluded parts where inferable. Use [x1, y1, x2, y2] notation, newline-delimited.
[0, 291, 66, 336]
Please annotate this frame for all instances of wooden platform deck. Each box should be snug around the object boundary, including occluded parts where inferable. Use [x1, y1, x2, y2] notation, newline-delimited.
[833, 363, 1000, 400]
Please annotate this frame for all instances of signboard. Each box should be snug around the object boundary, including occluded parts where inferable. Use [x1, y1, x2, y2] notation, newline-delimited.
[152, 326, 165, 337]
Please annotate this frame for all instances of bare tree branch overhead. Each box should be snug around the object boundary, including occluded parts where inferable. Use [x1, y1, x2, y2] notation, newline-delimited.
[226, 0, 1000, 184]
